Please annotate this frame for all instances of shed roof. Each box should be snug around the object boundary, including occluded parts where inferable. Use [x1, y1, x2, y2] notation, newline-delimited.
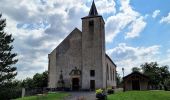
[123, 71, 149, 80]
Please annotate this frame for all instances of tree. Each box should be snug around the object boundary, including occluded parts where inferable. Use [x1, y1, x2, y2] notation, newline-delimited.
[22, 71, 48, 88]
[22, 78, 34, 89]
[33, 71, 48, 88]
[159, 65, 170, 87]
[116, 71, 121, 87]
[0, 14, 18, 84]
[132, 67, 140, 72]
[141, 62, 160, 88]
[141, 62, 170, 89]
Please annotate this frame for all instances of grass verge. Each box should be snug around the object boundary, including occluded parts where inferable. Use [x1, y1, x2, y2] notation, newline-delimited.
[15, 92, 70, 100]
[108, 90, 170, 100]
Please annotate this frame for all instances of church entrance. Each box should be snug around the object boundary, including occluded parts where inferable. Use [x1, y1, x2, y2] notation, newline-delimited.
[72, 78, 79, 91]
[132, 80, 140, 90]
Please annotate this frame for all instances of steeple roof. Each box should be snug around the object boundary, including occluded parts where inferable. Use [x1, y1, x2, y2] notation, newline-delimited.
[88, 0, 98, 16]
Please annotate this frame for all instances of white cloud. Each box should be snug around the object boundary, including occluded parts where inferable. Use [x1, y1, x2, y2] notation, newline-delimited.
[0, 0, 150, 79]
[107, 43, 160, 76]
[152, 10, 160, 18]
[125, 16, 146, 39]
[158, 49, 170, 68]
[1, 0, 119, 79]
[105, 0, 146, 42]
[0, 0, 89, 79]
[96, 0, 116, 14]
[160, 12, 170, 24]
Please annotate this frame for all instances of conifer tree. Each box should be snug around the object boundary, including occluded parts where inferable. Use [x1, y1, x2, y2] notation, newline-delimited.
[0, 14, 18, 84]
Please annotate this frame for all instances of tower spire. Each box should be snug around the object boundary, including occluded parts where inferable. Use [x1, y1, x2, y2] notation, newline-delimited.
[88, 0, 98, 16]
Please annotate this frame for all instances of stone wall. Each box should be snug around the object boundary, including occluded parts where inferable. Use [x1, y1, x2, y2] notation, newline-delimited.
[48, 28, 82, 88]
[81, 16, 105, 89]
[105, 55, 117, 88]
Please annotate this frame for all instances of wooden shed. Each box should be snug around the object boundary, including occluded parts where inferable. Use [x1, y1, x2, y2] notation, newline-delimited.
[123, 71, 149, 91]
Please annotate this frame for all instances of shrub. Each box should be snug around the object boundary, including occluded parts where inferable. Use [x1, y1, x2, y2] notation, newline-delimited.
[95, 89, 107, 100]
[0, 81, 22, 100]
[96, 88, 103, 94]
[107, 87, 114, 94]
[0, 87, 22, 100]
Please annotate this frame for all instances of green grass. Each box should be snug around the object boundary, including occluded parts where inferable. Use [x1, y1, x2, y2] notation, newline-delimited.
[15, 92, 70, 100]
[108, 91, 170, 100]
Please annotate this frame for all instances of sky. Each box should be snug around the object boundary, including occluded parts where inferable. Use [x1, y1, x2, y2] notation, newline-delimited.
[0, 0, 170, 79]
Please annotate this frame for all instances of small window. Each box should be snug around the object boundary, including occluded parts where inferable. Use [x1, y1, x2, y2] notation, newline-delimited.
[90, 70, 95, 77]
[89, 20, 94, 26]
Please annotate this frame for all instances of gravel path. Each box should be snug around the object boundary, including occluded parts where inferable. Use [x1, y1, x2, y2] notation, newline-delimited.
[65, 91, 96, 100]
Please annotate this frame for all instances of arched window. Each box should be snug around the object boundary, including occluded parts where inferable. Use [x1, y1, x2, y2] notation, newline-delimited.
[107, 64, 109, 80]
[113, 69, 114, 81]
[110, 67, 112, 81]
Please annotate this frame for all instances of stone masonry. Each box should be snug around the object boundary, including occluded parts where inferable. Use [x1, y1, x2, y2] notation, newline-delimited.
[48, 1, 117, 90]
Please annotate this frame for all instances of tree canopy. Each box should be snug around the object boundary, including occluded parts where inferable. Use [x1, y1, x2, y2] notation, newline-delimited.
[22, 71, 48, 88]
[131, 67, 140, 72]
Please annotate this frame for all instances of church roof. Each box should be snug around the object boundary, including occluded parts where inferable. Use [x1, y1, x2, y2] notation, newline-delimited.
[49, 28, 82, 55]
[105, 54, 117, 67]
[81, 0, 103, 20]
[88, 0, 98, 16]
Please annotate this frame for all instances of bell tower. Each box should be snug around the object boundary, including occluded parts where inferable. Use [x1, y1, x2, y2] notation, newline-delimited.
[81, 1, 106, 89]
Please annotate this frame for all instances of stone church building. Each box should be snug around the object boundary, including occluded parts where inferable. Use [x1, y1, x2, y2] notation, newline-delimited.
[48, 1, 117, 90]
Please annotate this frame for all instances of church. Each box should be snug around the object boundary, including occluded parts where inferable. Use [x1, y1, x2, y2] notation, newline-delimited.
[48, 1, 117, 90]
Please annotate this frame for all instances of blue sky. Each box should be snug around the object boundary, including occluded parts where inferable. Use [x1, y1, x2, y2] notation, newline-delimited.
[0, 0, 170, 79]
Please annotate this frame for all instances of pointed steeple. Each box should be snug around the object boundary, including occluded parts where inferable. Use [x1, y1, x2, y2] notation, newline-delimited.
[88, 0, 98, 16]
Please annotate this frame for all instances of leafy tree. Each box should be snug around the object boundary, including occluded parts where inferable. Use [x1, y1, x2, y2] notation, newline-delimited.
[141, 62, 170, 89]
[22, 71, 48, 88]
[116, 71, 121, 87]
[165, 78, 170, 87]
[41, 71, 48, 87]
[22, 78, 34, 89]
[0, 14, 18, 85]
[159, 65, 170, 86]
[33, 71, 48, 88]
[132, 67, 141, 72]
[141, 62, 160, 88]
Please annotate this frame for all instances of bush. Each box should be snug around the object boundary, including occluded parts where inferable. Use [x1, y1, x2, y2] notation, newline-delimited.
[0, 81, 22, 100]
[96, 88, 103, 94]
[107, 89, 114, 94]
[96, 89, 107, 100]
[0, 87, 22, 100]
[107, 87, 114, 94]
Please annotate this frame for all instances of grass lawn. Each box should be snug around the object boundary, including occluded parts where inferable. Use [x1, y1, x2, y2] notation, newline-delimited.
[108, 91, 170, 100]
[15, 92, 70, 100]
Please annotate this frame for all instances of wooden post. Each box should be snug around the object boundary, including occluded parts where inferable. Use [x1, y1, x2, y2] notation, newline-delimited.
[21, 88, 25, 98]
[122, 68, 125, 92]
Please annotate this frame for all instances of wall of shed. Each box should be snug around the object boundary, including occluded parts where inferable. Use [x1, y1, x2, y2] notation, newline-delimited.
[124, 78, 148, 91]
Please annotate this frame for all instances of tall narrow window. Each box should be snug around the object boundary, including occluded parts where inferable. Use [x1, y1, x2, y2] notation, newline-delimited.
[110, 67, 112, 81]
[113, 70, 115, 81]
[90, 70, 95, 77]
[107, 64, 109, 80]
[89, 20, 94, 33]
